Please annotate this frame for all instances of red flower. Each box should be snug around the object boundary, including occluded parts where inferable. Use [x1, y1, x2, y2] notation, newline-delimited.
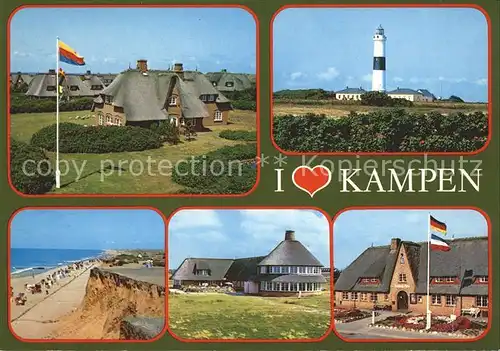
[420, 140, 425, 145]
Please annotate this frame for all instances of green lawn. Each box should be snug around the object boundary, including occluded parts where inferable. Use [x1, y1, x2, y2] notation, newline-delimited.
[10, 110, 256, 194]
[168, 293, 331, 340]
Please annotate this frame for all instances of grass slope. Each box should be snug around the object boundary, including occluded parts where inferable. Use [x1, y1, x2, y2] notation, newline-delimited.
[10, 110, 256, 194]
[168, 293, 331, 340]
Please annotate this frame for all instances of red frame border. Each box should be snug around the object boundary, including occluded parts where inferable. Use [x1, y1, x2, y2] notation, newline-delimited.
[7, 206, 169, 343]
[6, 4, 261, 198]
[165, 206, 334, 343]
[270, 4, 492, 156]
[331, 206, 493, 343]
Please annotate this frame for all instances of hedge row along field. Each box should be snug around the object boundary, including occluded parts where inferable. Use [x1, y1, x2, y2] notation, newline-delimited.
[10, 139, 55, 194]
[273, 109, 488, 153]
[172, 143, 257, 194]
[10, 95, 93, 114]
[31, 123, 163, 153]
[219, 130, 257, 141]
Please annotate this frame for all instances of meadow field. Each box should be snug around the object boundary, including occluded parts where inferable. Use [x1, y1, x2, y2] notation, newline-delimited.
[10, 109, 256, 194]
[273, 100, 488, 118]
[168, 293, 331, 340]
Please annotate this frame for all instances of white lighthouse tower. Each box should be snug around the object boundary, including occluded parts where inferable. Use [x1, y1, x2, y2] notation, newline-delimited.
[372, 24, 387, 92]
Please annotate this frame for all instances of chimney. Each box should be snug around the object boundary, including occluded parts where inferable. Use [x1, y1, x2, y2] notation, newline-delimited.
[173, 63, 183, 72]
[136, 59, 148, 72]
[284, 230, 296, 241]
[48, 69, 56, 74]
[390, 238, 401, 251]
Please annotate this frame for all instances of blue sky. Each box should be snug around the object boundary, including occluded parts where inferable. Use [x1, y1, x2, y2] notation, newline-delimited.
[334, 209, 488, 269]
[10, 7, 256, 74]
[273, 8, 488, 102]
[10, 209, 165, 250]
[168, 209, 330, 269]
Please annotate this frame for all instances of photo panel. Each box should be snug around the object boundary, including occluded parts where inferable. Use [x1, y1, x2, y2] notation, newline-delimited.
[271, 6, 489, 155]
[8, 5, 258, 196]
[167, 207, 333, 341]
[8, 207, 167, 342]
[332, 207, 490, 341]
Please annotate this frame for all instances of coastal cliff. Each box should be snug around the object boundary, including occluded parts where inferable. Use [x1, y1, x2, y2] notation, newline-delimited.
[49, 267, 165, 339]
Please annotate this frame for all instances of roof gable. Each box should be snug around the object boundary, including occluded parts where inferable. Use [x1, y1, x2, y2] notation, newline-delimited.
[258, 239, 323, 267]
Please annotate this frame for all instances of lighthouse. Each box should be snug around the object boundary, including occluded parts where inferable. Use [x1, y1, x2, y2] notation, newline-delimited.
[372, 25, 387, 92]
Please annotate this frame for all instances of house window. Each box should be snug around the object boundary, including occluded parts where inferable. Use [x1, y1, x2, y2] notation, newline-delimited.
[361, 292, 367, 301]
[91, 85, 103, 90]
[214, 110, 223, 122]
[225, 81, 234, 87]
[114, 117, 120, 125]
[70, 85, 79, 91]
[431, 295, 441, 305]
[46, 86, 56, 91]
[384, 294, 389, 301]
[195, 269, 209, 276]
[106, 115, 111, 124]
[98, 114, 103, 125]
[446, 295, 456, 306]
[352, 292, 358, 300]
[435, 277, 443, 283]
[370, 293, 377, 302]
[478, 276, 488, 283]
[200, 94, 208, 102]
[342, 292, 349, 300]
[418, 296, 423, 303]
[476, 295, 488, 307]
[260, 266, 266, 274]
[398, 273, 407, 283]
[104, 95, 113, 104]
[169, 96, 177, 106]
[271, 266, 280, 274]
[117, 119, 123, 126]
[371, 278, 377, 283]
[445, 277, 455, 283]
[400, 254, 405, 264]
[208, 94, 216, 102]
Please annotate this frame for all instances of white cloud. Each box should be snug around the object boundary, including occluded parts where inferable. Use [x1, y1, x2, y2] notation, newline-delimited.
[290, 71, 306, 80]
[215, 60, 221, 65]
[475, 78, 487, 86]
[188, 56, 197, 61]
[393, 76, 403, 82]
[169, 210, 222, 231]
[238, 209, 330, 265]
[317, 67, 340, 81]
[13, 51, 31, 57]
[103, 57, 117, 63]
[361, 73, 372, 82]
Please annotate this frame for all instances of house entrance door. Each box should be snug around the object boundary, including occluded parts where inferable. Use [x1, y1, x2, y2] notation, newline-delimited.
[397, 291, 409, 310]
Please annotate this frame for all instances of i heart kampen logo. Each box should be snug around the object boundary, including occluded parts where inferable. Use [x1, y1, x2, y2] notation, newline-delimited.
[292, 165, 332, 198]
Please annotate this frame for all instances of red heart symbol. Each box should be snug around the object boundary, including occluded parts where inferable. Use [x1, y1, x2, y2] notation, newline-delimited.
[292, 166, 332, 197]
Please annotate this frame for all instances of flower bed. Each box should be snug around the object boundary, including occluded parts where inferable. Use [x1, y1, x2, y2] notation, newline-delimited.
[334, 309, 377, 323]
[373, 315, 486, 337]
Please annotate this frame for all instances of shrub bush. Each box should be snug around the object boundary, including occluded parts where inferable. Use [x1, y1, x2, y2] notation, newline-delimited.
[172, 144, 257, 194]
[10, 139, 55, 194]
[273, 110, 488, 153]
[10, 95, 94, 114]
[31, 122, 163, 153]
[231, 100, 257, 111]
[219, 130, 257, 141]
[360, 91, 413, 107]
[155, 120, 180, 144]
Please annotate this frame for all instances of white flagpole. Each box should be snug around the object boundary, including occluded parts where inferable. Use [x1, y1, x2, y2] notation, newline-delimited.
[55, 37, 61, 188]
[426, 213, 431, 329]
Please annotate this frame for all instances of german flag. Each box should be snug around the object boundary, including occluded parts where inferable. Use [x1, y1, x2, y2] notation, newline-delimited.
[430, 215, 447, 235]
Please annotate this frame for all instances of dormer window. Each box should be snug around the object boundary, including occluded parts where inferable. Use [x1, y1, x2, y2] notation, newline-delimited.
[225, 81, 234, 87]
[259, 266, 266, 274]
[195, 269, 210, 276]
[91, 85, 103, 90]
[400, 253, 404, 264]
[104, 95, 113, 104]
[208, 94, 216, 102]
[478, 276, 488, 283]
[212, 81, 217, 86]
[200, 94, 208, 102]
[169, 96, 178, 106]
[46, 86, 56, 91]
[70, 85, 79, 91]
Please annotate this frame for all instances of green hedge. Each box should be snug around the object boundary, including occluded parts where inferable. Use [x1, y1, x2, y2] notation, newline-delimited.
[273, 109, 488, 152]
[10, 139, 55, 194]
[10, 95, 94, 114]
[231, 100, 256, 111]
[31, 122, 163, 153]
[219, 130, 257, 141]
[172, 144, 257, 194]
[360, 91, 414, 107]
